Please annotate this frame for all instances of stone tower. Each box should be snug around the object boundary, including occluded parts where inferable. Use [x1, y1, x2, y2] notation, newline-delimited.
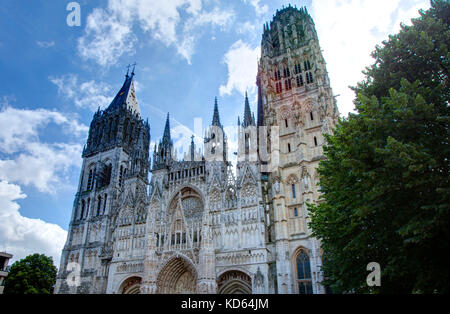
[257, 5, 339, 294]
[54, 70, 150, 294]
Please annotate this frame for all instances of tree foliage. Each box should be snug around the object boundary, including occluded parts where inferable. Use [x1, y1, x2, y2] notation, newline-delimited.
[3, 254, 57, 294]
[308, 0, 449, 294]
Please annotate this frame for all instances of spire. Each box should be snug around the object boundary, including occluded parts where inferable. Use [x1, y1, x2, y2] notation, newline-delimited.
[243, 91, 254, 127]
[162, 113, 171, 145]
[105, 67, 139, 115]
[211, 97, 222, 128]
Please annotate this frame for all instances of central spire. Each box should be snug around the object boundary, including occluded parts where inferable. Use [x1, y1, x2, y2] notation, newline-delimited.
[211, 97, 222, 128]
[162, 113, 171, 144]
[242, 91, 254, 127]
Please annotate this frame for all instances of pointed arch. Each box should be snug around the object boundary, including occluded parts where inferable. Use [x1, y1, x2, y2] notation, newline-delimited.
[217, 270, 252, 294]
[292, 246, 313, 294]
[156, 255, 198, 294]
[118, 276, 142, 294]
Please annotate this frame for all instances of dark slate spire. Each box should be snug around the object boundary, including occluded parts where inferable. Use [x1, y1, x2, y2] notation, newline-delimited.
[212, 97, 222, 128]
[105, 70, 134, 113]
[162, 113, 171, 145]
[242, 91, 254, 128]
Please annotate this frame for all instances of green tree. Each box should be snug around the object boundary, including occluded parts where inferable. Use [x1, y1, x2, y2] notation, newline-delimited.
[309, 0, 449, 294]
[3, 254, 57, 294]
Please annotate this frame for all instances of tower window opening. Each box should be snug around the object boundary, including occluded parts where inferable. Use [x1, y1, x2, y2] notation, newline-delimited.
[304, 60, 312, 71]
[86, 198, 90, 219]
[292, 184, 296, 199]
[295, 63, 302, 74]
[274, 69, 281, 81]
[294, 207, 298, 217]
[97, 196, 102, 216]
[288, 143, 291, 153]
[306, 72, 314, 84]
[276, 82, 283, 93]
[103, 194, 108, 213]
[314, 136, 318, 147]
[245, 133, 250, 155]
[119, 166, 123, 187]
[283, 67, 290, 78]
[87, 169, 93, 190]
[285, 79, 292, 90]
[285, 119, 288, 128]
[80, 200, 85, 220]
[296, 75, 304, 87]
[310, 112, 314, 121]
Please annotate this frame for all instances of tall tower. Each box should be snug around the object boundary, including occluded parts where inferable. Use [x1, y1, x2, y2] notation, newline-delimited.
[258, 6, 339, 294]
[55, 70, 150, 294]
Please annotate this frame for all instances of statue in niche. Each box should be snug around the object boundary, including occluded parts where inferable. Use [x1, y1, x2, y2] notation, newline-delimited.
[273, 180, 280, 195]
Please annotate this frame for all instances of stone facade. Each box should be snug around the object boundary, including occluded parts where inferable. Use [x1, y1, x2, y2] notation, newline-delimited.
[54, 5, 338, 294]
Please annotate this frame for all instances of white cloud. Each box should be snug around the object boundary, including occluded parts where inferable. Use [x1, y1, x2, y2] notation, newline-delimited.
[219, 40, 260, 97]
[78, 7, 136, 67]
[0, 105, 87, 193]
[50, 74, 113, 111]
[0, 180, 67, 265]
[243, 0, 268, 15]
[78, 0, 234, 65]
[36, 41, 55, 48]
[311, 0, 430, 117]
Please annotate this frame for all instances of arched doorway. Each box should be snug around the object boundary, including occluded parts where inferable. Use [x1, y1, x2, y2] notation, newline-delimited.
[217, 270, 252, 294]
[119, 276, 142, 294]
[156, 256, 197, 293]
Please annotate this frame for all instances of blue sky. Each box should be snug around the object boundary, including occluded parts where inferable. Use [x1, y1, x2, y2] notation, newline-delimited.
[0, 0, 430, 265]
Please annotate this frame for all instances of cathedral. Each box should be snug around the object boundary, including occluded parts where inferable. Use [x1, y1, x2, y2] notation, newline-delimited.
[54, 5, 339, 294]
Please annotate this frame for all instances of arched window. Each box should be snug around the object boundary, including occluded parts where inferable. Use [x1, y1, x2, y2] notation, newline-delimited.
[87, 169, 93, 190]
[274, 69, 281, 81]
[103, 194, 108, 213]
[86, 198, 90, 219]
[119, 165, 124, 187]
[306, 72, 314, 84]
[97, 196, 102, 216]
[80, 200, 85, 220]
[245, 133, 250, 155]
[276, 81, 282, 93]
[296, 249, 313, 294]
[296, 75, 304, 87]
[292, 184, 296, 199]
[285, 79, 292, 90]
[310, 112, 314, 121]
[104, 163, 112, 186]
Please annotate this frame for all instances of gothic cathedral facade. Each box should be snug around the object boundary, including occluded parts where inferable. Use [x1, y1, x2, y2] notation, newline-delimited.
[55, 6, 339, 294]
